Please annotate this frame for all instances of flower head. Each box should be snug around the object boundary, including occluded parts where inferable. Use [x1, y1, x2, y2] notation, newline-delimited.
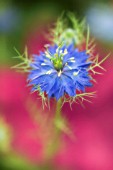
[28, 44, 92, 100]
[13, 13, 110, 107]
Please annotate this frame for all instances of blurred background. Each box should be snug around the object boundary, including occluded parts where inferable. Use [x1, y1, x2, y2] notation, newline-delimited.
[0, 0, 113, 169]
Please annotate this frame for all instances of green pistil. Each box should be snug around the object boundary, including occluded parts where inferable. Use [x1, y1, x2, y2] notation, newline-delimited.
[49, 48, 68, 71]
[53, 59, 63, 71]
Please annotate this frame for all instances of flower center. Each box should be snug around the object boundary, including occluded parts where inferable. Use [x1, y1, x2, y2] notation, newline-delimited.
[52, 48, 68, 71]
[53, 58, 63, 71]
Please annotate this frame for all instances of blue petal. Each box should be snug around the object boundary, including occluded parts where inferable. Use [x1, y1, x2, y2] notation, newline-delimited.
[48, 45, 58, 55]
[53, 87, 64, 100]
[63, 54, 72, 64]
[61, 74, 76, 97]
[41, 73, 58, 93]
[76, 81, 85, 92]
[47, 76, 61, 98]
[67, 43, 74, 52]
[77, 62, 92, 68]
[28, 67, 56, 81]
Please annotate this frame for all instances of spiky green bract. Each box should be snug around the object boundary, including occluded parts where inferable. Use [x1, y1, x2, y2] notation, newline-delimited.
[49, 12, 85, 46]
[12, 47, 31, 72]
[85, 25, 111, 76]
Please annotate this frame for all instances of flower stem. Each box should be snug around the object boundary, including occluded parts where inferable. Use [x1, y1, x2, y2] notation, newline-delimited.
[55, 99, 75, 140]
[43, 99, 63, 160]
[55, 98, 62, 119]
[54, 98, 64, 132]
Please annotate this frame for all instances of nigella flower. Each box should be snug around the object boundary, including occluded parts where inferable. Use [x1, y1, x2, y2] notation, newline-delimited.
[28, 44, 92, 101]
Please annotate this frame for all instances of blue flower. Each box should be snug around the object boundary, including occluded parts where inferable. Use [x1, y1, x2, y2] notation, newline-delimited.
[28, 44, 92, 100]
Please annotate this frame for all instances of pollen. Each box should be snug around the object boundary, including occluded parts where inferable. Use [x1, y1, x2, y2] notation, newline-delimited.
[56, 48, 58, 53]
[67, 65, 72, 70]
[70, 59, 75, 63]
[45, 51, 51, 58]
[60, 50, 63, 54]
[73, 71, 79, 76]
[46, 70, 52, 75]
[70, 57, 76, 63]
[58, 70, 62, 77]
[70, 57, 75, 60]
[63, 49, 68, 55]
[41, 63, 46, 66]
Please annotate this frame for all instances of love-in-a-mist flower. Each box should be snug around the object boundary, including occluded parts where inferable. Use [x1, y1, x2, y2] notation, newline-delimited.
[13, 13, 109, 105]
[28, 44, 92, 100]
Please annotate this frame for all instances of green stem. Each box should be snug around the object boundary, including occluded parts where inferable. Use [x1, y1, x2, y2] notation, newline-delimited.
[54, 98, 64, 131]
[44, 98, 74, 159]
[55, 99, 75, 140]
[43, 99, 63, 160]
[55, 98, 62, 119]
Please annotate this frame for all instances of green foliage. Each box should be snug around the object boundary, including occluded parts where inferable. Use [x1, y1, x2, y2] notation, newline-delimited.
[49, 12, 85, 46]
[89, 53, 110, 75]
[68, 12, 85, 43]
[12, 47, 32, 73]
[49, 13, 66, 45]
[62, 92, 96, 109]
[86, 27, 111, 75]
